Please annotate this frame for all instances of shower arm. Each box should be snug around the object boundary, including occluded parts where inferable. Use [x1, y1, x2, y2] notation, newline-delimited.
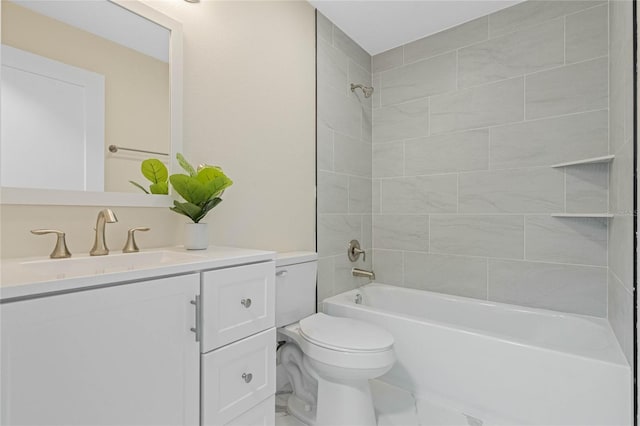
[350, 83, 374, 98]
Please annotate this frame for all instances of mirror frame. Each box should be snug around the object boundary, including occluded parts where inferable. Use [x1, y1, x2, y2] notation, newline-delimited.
[0, 0, 183, 207]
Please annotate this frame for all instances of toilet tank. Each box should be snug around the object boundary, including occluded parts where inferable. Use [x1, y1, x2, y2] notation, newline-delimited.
[276, 252, 318, 327]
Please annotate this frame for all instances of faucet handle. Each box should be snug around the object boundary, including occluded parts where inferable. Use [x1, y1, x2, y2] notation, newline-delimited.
[348, 239, 366, 262]
[123, 227, 150, 253]
[31, 229, 72, 259]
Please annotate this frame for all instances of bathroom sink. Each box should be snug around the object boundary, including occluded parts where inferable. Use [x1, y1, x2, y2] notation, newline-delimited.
[20, 250, 209, 278]
[1, 245, 275, 302]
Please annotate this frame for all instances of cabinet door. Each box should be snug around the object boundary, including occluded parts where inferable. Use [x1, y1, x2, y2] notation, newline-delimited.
[201, 328, 276, 425]
[224, 395, 275, 426]
[1, 274, 200, 426]
[201, 262, 275, 352]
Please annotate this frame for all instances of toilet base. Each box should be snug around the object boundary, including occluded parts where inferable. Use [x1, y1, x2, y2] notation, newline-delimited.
[287, 393, 317, 425]
[287, 377, 378, 426]
[315, 377, 377, 426]
[278, 319, 394, 426]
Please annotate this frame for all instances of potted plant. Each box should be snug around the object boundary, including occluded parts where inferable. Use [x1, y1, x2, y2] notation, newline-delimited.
[131, 153, 233, 249]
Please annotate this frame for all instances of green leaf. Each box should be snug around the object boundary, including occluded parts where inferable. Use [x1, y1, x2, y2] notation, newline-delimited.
[170, 200, 203, 222]
[196, 166, 222, 184]
[149, 182, 168, 195]
[167, 155, 231, 221]
[197, 163, 222, 173]
[169, 174, 208, 205]
[194, 197, 222, 222]
[129, 180, 150, 194]
[141, 159, 168, 184]
[197, 167, 233, 199]
[176, 153, 197, 177]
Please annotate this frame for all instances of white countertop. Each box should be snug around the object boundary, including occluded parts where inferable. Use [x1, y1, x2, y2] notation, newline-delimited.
[0, 245, 275, 302]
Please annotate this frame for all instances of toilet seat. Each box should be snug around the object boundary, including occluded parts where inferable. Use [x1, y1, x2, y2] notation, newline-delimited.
[280, 314, 396, 371]
[299, 313, 393, 353]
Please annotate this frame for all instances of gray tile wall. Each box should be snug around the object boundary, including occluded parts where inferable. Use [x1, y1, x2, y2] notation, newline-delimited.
[371, 0, 611, 317]
[607, 0, 634, 367]
[317, 12, 372, 305]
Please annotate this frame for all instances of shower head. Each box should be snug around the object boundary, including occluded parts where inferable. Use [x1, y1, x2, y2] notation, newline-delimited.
[350, 83, 374, 98]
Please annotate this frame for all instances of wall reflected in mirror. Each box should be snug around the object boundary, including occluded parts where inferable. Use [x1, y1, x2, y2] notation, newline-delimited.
[1, 0, 171, 194]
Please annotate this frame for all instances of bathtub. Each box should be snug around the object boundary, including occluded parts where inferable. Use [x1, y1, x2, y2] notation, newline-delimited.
[322, 283, 632, 426]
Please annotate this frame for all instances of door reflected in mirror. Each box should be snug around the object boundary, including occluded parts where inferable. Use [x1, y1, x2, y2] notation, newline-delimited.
[1, 0, 171, 194]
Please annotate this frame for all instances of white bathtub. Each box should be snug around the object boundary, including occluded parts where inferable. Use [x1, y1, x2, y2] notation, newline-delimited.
[322, 283, 632, 426]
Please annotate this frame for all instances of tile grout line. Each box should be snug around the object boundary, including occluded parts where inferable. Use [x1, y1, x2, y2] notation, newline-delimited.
[605, 0, 610, 314]
[401, 250, 405, 286]
[489, 2, 607, 40]
[368, 246, 610, 269]
[377, 164, 569, 180]
[455, 55, 607, 93]
[427, 215, 431, 257]
[427, 96, 431, 137]
[564, 169, 567, 213]
[564, 2, 609, 19]
[455, 49, 459, 91]
[402, 141, 406, 177]
[379, 24, 606, 107]
[523, 72, 527, 121]
[397, 10, 586, 70]
[486, 258, 490, 301]
[375, 104, 608, 143]
[523, 215, 527, 260]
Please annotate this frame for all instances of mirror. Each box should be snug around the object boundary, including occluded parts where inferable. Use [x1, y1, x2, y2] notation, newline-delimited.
[0, 0, 182, 206]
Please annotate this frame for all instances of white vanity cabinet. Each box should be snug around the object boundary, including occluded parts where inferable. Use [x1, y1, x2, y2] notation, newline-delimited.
[0, 248, 277, 426]
[200, 261, 276, 426]
[0, 274, 200, 426]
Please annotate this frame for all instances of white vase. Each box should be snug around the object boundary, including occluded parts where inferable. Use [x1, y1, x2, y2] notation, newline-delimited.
[184, 222, 208, 250]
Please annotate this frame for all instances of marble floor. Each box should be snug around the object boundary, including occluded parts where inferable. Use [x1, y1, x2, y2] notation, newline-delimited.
[275, 380, 486, 426]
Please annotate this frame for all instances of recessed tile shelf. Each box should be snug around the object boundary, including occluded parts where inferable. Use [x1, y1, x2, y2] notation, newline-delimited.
[550, 154, 614, 219]
[551, 213, 613, 218]
[550, 155, 615, 168]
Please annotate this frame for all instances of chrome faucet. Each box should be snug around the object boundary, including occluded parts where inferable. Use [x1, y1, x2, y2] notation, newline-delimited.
[90, 209, 118, 256]
[352, 267, 375, 280]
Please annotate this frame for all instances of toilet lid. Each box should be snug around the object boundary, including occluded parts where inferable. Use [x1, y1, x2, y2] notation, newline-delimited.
[299, 313, 394, 352]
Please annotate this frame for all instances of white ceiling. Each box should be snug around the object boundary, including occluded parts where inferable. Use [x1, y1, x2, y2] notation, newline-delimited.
[309, 0, 524, 55]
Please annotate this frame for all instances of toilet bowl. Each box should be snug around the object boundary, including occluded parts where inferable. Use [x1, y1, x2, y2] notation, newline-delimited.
[280, 313, 395, 426]
[275, 252, 395, 426]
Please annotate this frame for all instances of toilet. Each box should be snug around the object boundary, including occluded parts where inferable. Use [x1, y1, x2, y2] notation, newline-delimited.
[276, 252, 395, 426]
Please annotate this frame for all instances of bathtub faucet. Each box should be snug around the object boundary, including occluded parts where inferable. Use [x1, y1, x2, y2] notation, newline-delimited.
[352, 267, 375, 281]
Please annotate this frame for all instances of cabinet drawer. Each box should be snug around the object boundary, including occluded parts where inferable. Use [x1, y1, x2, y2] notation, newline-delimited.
[224, 395, 274, 426]
[201, 328, 276, 425]
[201, 261, 275, 352]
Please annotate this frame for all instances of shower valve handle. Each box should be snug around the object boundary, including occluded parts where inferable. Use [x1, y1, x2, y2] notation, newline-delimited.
[348, 239, 366, 262]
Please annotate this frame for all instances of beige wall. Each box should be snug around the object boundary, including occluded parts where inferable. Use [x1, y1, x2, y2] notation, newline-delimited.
[0, 0, 316, 258]
[2, 1, 170, 193]
[0, 206, 182, 259]
[145, 0, 316, 253]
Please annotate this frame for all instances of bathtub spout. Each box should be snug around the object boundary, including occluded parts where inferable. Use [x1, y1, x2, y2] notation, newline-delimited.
[352, 267, 375, 280]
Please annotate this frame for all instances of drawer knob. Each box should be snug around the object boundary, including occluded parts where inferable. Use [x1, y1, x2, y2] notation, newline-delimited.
[241, 298, 252, 308]
[242, 372, 253, 383]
